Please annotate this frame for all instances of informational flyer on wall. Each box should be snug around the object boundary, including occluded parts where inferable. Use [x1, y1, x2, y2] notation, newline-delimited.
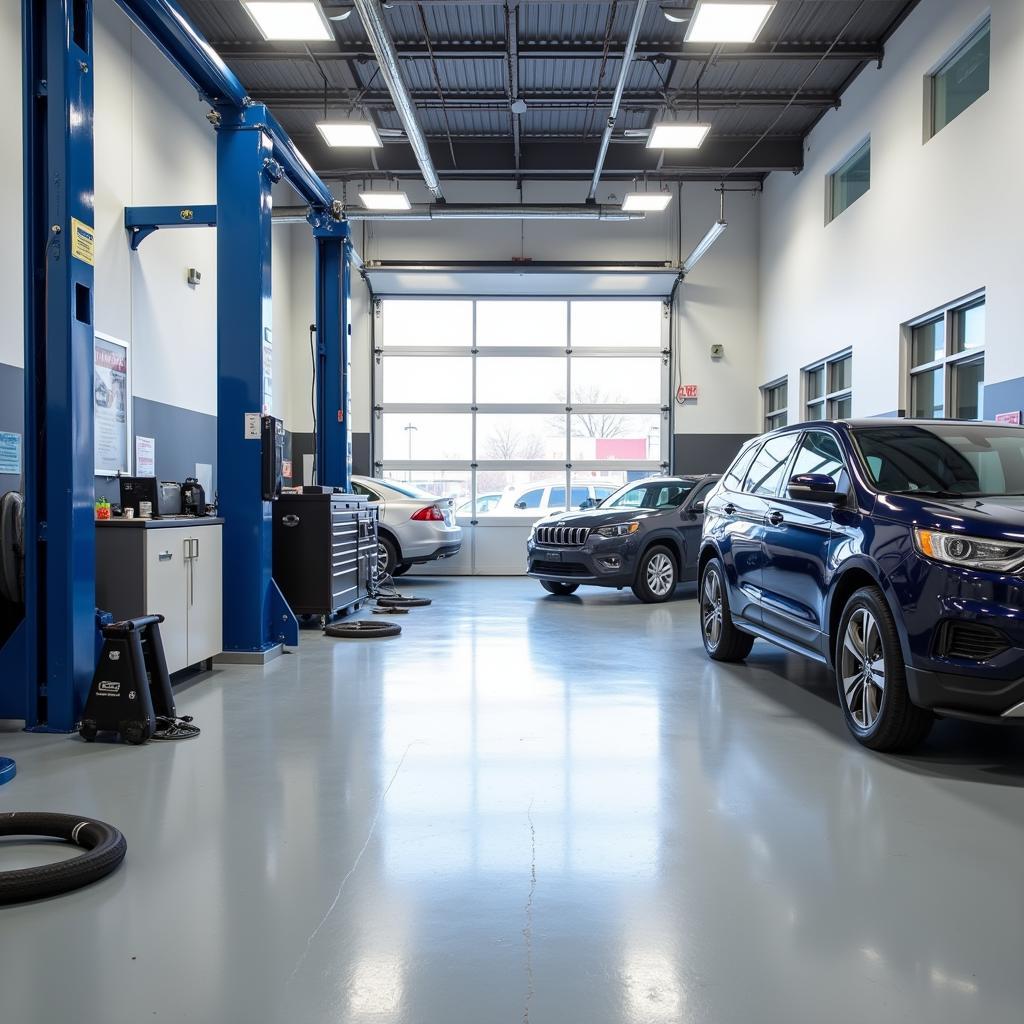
[94, 333, 131, 476]
[135, 436, 155, 477]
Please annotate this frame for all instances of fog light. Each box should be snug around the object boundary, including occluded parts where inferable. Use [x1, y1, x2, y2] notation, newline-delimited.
[598, 555, 622, 570]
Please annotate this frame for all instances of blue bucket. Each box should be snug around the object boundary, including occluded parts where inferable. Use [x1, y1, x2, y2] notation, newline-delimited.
[0, 757, 15, 786]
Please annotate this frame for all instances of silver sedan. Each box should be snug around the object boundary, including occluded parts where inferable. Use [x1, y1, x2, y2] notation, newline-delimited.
[351, 476, 463, 577]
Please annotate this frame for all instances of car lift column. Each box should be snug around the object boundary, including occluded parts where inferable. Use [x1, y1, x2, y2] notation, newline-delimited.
[215, 103, 296, 658]
[12, 0, 98, 729]
[310, 215, 352, 490]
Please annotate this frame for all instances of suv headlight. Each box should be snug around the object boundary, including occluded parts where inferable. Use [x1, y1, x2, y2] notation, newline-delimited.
[913, 527, 1024, 572]
[595, 522, 639, 539]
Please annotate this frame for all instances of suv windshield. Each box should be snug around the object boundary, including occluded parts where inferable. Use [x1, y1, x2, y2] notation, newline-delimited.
[602, 479, 695, 509]
[853, 424, 1024, 497]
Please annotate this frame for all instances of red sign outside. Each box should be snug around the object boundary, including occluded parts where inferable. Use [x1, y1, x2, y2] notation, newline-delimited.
[995, 411, 1022, 425]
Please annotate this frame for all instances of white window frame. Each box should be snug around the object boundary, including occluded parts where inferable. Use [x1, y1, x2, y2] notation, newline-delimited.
[923, 15, 991, 141]
[761, 377, 788, 432]
[825, 136, 870, 224]
[902, 290, 986, 420]
[372, 296, 672, 524]
[803, 349, 852, 421]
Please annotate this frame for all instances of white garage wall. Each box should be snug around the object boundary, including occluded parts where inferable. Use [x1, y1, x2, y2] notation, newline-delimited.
[759, 0, 1024, 420]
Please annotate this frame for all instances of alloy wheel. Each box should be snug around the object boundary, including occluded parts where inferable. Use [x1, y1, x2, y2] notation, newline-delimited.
[376, 541, 390, 575]
[702, 570, 723, 649]
[841, 607, 886, 729]
[646, 552, 675, 597]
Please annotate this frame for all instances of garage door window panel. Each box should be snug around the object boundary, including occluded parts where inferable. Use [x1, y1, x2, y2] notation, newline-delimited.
[383, 300, 473, 347]
[381, 414, 473, 461]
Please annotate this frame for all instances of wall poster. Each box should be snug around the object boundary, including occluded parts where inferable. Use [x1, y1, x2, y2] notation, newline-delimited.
[94, 333, 131, 476]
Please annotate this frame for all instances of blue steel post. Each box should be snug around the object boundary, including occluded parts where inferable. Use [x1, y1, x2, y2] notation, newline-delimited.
[309, 216, 352, 489]
[215, 104, 296, 654]
[6, 0, 98, 730]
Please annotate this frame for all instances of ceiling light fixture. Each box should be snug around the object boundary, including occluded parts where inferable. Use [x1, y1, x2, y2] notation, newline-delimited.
[622, 192, 673, 212]
[684, 1, 776, 43]
[328, 8, 353, 21]
[358, 190, 412, 211]
[241, 0, 334, 41]
[511, 98, 528, 115]
[683, 189, 728, 273]
[647, 123, 712, 149]
[316, 120, 383, 148]
[660, 4, 690, 23]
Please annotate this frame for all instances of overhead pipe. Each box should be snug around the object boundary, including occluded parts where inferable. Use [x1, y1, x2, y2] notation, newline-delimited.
[274, 204, 645, 222]
[113, 0, 336, 212]
[352, 0, 446, 202]
[587, 0, 648, 202]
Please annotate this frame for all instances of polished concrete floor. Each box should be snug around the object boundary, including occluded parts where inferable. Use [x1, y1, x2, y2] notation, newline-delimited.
[2, 577, 1024, 1023]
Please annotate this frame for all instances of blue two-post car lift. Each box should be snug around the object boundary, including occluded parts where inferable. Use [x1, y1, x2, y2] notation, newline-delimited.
[0, 0, 354, 730]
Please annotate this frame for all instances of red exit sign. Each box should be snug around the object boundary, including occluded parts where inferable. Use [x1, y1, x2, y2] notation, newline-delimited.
[676, 384, 699, 402]
[995, 410, 1022, 425]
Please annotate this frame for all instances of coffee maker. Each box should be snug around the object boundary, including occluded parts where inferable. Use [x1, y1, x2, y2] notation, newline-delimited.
[181, 477, 206, 517]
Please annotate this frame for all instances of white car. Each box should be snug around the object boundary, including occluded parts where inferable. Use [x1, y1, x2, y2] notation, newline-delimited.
[456, 493, 502, 516]
[489, 480, 618, 517]
[351, 476, 463, 577]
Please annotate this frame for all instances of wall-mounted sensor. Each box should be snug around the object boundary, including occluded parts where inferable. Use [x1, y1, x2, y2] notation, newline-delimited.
[187, 268, 201, 287]
[710, 343, 724, 360]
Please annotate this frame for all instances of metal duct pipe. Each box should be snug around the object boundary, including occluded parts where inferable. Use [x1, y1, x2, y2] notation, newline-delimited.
[587, 0, 648, 202]
[352, 0, 445, 201]
[274, 204, 644, 222]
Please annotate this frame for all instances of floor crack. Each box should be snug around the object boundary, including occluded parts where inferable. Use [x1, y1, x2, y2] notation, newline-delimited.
[523, 800, 536, 1024]
[287, 742, 415, 984]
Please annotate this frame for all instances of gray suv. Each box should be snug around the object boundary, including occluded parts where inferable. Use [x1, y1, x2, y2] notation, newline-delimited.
[526, 475, 719, 602]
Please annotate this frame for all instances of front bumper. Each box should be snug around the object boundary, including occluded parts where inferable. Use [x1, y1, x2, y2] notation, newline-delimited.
[526, 534, 639, 586]
[889, 550, 1024, 721]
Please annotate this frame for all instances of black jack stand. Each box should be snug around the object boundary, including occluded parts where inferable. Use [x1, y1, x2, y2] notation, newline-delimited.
[79, 615, 176, 745]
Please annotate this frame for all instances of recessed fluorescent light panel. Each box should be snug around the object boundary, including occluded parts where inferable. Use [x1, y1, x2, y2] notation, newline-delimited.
[359, 191, 413, 211]
[647, 123, 712, 149]
[684, 1, 776, 43]
[622, 192, 673, 212]
[241, 1, 333, 41]
[316, 121, 383, 148]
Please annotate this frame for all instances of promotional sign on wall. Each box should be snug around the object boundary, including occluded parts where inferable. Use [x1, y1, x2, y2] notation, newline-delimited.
[135, 436, 155, 477]
[94, 333, 131, 476]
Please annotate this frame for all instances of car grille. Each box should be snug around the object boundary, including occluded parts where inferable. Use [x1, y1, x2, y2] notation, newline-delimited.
[531, 560, 589, 577]
[535, 526, 590, 547]
[937, 621, 1010, 662]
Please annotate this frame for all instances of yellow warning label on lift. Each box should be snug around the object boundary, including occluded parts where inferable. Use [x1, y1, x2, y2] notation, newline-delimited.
[70, 218, 95, 265]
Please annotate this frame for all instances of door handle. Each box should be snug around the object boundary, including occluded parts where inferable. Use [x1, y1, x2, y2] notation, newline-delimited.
[159, 551, 172, 562]
[724, 503, 737, 516]
[768, 510, 785, 526]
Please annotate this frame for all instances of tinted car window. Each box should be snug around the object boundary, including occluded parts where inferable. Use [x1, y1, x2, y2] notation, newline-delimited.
[352, 482, 380, 501]
[744, 433, 800, 497]
[517, 488, 544, 509]
[549, 487, 566, 507]
[792, 431, 845, 479]
[571, 487, 590, 506]
[723, 445, 759, 490]
[653, 481, 695, 507]
[854, 424, 1024, 496]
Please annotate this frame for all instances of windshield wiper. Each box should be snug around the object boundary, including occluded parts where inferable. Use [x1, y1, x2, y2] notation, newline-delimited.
[890, 489, 982, 499]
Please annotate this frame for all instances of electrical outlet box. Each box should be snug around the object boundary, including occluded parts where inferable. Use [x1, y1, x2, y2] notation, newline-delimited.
[187, 268, 201, 287]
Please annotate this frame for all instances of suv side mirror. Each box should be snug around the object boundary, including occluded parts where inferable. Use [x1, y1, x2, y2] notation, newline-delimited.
[514, 501, 527, 510]
[578, 497, 597, 510]
[788, 473, 845, 504]
[692, 499, 706, 515]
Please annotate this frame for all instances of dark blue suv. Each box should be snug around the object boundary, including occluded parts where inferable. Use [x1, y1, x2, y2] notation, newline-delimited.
[699, 420, 1024, 751]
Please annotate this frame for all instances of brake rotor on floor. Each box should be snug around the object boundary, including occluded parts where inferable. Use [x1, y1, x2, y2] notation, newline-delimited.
[325, 620, 402, 638]
[375, 596, 432, 608]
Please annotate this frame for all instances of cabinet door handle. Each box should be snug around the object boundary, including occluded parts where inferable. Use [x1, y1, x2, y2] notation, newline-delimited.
[159, 551, 172, 562]
[193, 538, 200, 560]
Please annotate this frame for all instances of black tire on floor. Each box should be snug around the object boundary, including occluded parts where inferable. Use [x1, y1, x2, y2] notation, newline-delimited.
[325, 620, 402, 638]
[700, 558, 755, 662]
[376, 596, 432, 608]
[0, 490, 25, 607]
[631, 545, 678, 604]
[834, 586, 934, 752]
[540, 580, 579, 596]
[0, 812, 127, 905]
[376, 536, 399, 578]
[392, 562, 412, 577]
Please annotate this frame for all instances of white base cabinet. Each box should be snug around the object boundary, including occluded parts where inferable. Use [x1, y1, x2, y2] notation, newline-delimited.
[97, 520, 223, 675]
